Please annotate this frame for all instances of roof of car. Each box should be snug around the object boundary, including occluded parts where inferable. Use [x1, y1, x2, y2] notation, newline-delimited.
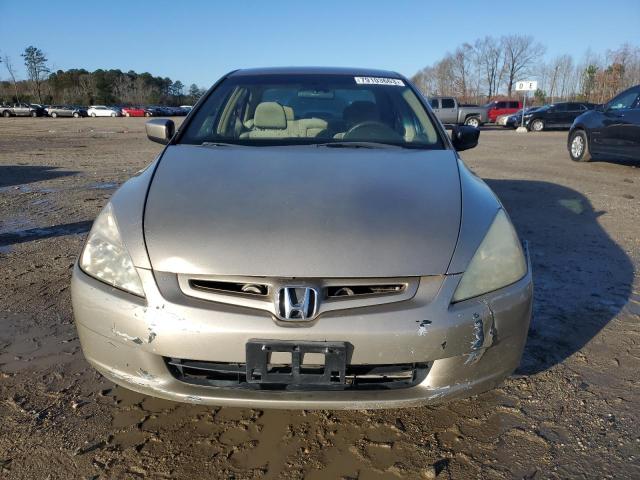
[229, 66, 403, 78]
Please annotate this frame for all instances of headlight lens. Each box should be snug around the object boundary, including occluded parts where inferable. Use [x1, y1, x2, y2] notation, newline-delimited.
[452, 209, 526, 302]
[79, 203, 145, 297]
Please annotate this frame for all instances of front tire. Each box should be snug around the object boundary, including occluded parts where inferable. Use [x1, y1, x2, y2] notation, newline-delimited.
[2, 110, 10, 117]
[51, 112, 57, 118]
[530, 119, 544, 132]
[73, 112, 79, 118]
[464, 116, 480, 128]
[569, 130, 592, 162]
[111, 113, 116, 117]
[90, 113, 96, 117]
[31, 111, 38, 117]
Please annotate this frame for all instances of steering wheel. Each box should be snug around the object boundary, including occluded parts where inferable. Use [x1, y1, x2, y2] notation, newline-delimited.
[343, 121, 403, 142]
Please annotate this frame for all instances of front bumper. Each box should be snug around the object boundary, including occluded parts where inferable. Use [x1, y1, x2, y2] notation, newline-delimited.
[72, 260, 533, 409]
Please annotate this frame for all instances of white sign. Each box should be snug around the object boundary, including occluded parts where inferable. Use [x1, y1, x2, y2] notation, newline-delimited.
[515, 80, 538, 92]
[354, 77, 405, 86]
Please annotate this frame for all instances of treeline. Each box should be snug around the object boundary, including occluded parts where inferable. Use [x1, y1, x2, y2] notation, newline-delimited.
[411, 35, 640, 105]
[0, 46, 207, 105]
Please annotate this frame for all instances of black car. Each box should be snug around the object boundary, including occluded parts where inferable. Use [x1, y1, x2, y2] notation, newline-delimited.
[144, 106, 168, 117]
[525, 102, 595, 131]
[568, 85, 640, 162]
[505, 107, 542, 129]
[47, 105, 88, 118]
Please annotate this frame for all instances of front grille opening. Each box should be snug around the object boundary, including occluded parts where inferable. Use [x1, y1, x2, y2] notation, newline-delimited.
[165, 357, 428, 391]
[189, 279, 269, 296]
[326, 284, 406, 298]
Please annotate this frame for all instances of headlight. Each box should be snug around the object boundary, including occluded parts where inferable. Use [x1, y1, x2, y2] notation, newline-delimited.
[452, 209, 526, 302]
[79, 203, 145, 297]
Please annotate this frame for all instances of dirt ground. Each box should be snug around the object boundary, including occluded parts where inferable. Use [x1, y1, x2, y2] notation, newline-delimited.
[0, 117, 638, 479]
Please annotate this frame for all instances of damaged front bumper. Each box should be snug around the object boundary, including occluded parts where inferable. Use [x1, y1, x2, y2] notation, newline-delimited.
[71, 258, 533, 409]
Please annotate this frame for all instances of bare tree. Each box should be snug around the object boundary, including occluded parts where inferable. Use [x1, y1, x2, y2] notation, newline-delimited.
[501, 35, 545, 97]
[2, 54, 21, 102]
[21, 46, 50, 103]
[474, 36, 504, 100]
[546, 56, 562, 103]
[451, 43, 474, 100]
[434, 56, 456, 96]
[557, 55, 576, 99]
[608, 43, 640, 88]
[79, 73, 97, 103]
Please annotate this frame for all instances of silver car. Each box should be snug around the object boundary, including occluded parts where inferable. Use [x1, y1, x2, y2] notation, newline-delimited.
[72, 67, 532, 409]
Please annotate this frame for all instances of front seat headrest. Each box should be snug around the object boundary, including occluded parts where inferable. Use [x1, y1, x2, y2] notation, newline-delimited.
[254, 102, 287, 129]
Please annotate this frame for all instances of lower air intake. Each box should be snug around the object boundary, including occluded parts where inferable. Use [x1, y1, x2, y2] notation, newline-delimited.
[164, 357, 429, 391]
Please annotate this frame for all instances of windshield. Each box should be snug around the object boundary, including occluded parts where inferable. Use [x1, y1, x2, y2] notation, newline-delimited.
[178, 74, 443, 149]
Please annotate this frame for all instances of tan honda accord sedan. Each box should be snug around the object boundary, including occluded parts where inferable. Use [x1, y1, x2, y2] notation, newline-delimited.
[71, 67, 532, 409]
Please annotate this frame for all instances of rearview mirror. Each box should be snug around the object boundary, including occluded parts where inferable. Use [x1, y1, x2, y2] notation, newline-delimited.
[145, 118, 175, 144]
[450, 125, 479, 151]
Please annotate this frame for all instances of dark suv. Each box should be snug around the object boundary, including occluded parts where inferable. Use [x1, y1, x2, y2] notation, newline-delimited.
[525, 102, 595, 131]
[568, 85, 640, 162]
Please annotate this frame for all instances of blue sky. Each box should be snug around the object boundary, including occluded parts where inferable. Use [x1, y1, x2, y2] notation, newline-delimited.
[1, 0, 638, 87]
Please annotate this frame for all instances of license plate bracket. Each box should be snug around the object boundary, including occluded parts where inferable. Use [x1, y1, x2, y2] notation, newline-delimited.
[246, 340, 347, 385]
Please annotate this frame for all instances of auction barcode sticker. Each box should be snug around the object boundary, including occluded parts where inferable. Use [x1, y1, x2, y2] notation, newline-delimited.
[354, 77, 405, 86]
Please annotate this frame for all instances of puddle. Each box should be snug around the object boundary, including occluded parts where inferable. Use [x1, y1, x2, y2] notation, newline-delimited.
[0, 184, 60, 194]
[88, 182, 119, 190]
[0, 182, 118, 195]
[0, 184, 36, 194]
[0, 216, 35, 235]
[0, 220, 92, 247]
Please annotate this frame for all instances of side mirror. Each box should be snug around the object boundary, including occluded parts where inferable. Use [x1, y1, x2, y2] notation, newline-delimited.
[145, 118, 175, 144]
[450, 125, 479, 151]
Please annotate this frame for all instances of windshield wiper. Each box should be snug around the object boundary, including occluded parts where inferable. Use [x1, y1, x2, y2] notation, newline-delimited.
[315, 141, 396, 149]
[199, 141, 238, 147]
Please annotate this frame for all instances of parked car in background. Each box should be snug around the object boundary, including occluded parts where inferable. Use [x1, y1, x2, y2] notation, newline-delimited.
[428, 96, 488, 127]
[495, 113, 511, 126]
[525, 102, 596, 131]
[164, 106, 181, 116]
[568, 84, 640, 162]
[47, 105, 88, 118]
[87, 105, 121, 117]
[504, 107, 543, 129]
[484, 100, 521, 123]
[180, 105, 193, 112]
[1, 102, 45, 117]
[144, 106, 169, 117]
[122, 106, 146, 117]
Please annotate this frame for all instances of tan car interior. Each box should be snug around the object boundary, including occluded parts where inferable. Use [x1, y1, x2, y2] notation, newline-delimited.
[239, 102, 329, 139]
[215, 87, 439, 144]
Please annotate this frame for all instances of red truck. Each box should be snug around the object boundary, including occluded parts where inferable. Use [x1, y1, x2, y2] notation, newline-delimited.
[485, 100, 522, 123]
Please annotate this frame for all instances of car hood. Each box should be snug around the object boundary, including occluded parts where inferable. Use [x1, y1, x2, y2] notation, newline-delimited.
[144, 145, 461, 277]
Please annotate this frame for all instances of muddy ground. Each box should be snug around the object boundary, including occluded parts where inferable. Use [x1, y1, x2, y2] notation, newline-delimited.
[0, 117, 638, 479]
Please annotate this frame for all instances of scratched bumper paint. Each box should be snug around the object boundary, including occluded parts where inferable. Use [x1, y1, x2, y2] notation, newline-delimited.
[72, 260, 533, 409]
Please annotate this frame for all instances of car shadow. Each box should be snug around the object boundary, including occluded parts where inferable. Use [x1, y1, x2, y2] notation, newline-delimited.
[589, 156, 640, 166]
[0, 221, 93, 247]
[485, 179, 634, 375]
[0, 165, 77, 189]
